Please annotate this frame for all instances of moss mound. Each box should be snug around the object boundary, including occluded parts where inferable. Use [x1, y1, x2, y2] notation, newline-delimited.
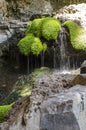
[31, 37, 43, 56]
[18, 34, 34, 56]
[64, 20, 86, 50]
[18, 34, 43, 56]
[18, 17, 61, 56]
[41, 18, 60, 40]
[0, 104, 13, 123]
[27, 18, 43, 37]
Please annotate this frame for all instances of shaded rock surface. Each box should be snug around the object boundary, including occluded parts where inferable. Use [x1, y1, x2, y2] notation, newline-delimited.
[80, 60, 86, 74]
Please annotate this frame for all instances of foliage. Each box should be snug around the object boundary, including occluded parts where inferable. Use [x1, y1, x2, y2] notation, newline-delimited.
[26, 18, 43, 37]
[18, 34, 34, 56]
[64, 20, 86, 50]
[31, 37, 43, 56]
[41, 17, 60, 40]
[0, 103, 13, 123]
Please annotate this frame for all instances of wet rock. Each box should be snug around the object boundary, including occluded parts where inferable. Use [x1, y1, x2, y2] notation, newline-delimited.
[71, 74, 86, 86]
[40, 85, 86, 130]
[80, 60, 86, 74]
[0, 85, 86, 130]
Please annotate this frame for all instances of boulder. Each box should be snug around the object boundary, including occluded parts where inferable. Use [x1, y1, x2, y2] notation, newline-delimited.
[71, 74, 86, 86]
[1, 85, 86, 130]
[80, 60, 86, 74]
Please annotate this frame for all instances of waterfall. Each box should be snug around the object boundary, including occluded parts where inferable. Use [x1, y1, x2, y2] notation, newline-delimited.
[59, 28, 69, 70]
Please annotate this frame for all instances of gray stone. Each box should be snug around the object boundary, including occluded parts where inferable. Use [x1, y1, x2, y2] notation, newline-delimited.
[40, 85, 86, 130]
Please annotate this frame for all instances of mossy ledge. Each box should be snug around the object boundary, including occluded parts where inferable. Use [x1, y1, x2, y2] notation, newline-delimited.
[64, 20, 86, 50]
[18, 17, 61, 57]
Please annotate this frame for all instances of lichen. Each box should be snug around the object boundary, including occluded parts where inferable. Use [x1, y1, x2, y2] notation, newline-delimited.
[64, 20, 86, 50]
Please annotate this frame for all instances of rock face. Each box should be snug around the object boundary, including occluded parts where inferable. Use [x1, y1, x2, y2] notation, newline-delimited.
[0, 0, 85, 18]
[71, 74, 86, 86]
[0, 85, 86, 130]
[0, 18, 27, 57]
[80, 60, 86, 74]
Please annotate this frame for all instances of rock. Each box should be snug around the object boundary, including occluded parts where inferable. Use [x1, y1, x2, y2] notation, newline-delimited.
[80, 60, 86, 74]
[1, 85, 86, 130]
[40, 85, 86, 130]
[71, 74, 86, 86]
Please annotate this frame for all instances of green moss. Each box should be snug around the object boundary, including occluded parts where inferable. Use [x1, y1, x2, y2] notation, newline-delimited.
[18, 17, 61, 56]
[18, 34, 43, 56]
[42, 43, 47, 52]
[31, 37, 43, 56]
[18, 34, 34, 56]
[30, 67, 50, 82]
[27, 18, 43, 37]
[64, 20, 86, 50]
[3, 67, 50, 104]
[0, 103, 13, 123]
[41, 17, 60, 40]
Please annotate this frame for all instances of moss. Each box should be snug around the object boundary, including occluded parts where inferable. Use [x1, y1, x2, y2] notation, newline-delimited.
[31, 37, 43, 56]
[41, 17, 60, 40]
[3, 83, 32, 105]
[18, 17, 61, 56]
[42, 43, 47, 52]
[27, 18, 43, 37]
[3, 67, 50, 104]
[18, 34, 34, 56]
[30, 67, 50, 82]
[0, 103, 13, 123]
[18, 34, 43, 56]
[64, 20, 86, 50]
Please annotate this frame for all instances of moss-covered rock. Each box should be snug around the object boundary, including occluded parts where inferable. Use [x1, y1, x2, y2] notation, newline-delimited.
[41, 17, 60, 40]
[31, 37, 43, 56]
[18, 17, 61, 56]
[18, 33, 34, 56]
[3, 67, 50, 104]
[64, 20, 86, 50]
[0, 103, 13, 123]
[18, 34, 43, 56]
[26, 18, 43, 37]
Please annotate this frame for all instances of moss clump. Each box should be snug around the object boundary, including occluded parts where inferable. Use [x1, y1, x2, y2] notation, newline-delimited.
[18, 17, 61, 57]
[18, 34, 43, 56]
[0, 103, 13, 123]
[42, 43, 47, 52]
[27, 18, 43, 37]
[31, 37, 43, 56]
[18, 34, 34, 56]
[41, 18, 60, 40]
[64, 20, 86, 50]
